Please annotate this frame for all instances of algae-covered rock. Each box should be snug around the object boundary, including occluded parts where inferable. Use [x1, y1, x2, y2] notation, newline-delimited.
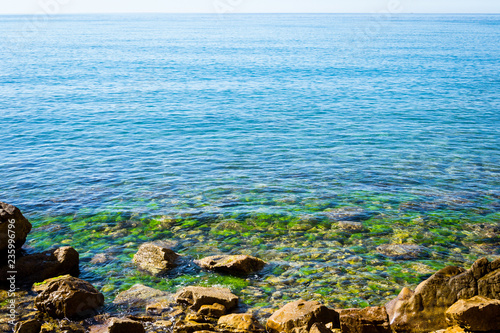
[266, 299, 339, 333]
[325, 207, 369, 221]
[445, 296, 500, 331]
[217, 313, 265, 333]
[195, 255, 266, 275]
[34, 276, 104, 319]
[133, 242, 179, 276]
[175, 286, 238, 311]
[0, 201, 32, 252]
[0, 246, 79, 286]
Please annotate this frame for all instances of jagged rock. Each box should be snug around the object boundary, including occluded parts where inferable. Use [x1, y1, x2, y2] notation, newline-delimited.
[217, 313, 265, 333]
[133, 242, 179, 276]
[266, 299, 340, 333]
[107, 318, 145, 333]
[34, 276, 104, 319]
[0, 246, 79, 286]
[32, 274, 72, 293]
[478, 267, 500, 299]
[388, 258, 500, 333]
[445, 296, 500, 331]
[14, 319, 41, 333]
[337, 221, 365, 232]
[195, 255, 266, 275]
[198, 303, 226, 318]
[376, 244, 426, 259]
[338, 306, 391, 333]
[0, 201, 32, 252]
[175, 286, 238, 311]
[113, 284, 170, 307]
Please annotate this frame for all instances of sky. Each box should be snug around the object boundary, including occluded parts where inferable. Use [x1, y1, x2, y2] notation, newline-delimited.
[1, 0, 499, 14]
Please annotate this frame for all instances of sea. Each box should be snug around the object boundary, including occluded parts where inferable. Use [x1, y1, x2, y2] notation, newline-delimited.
[1, 14, 499, 312]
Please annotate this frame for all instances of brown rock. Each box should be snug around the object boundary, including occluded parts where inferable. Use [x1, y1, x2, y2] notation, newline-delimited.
[34, 276, 104, 319]
[0, 201, 32, 252]
[194, 255, 266, 275]
[107, 318, 145, 333]
[198, 303, 226, 318]
[337, 221, 365, 232]
[217, 313, 265, 333]
[113, 284, 169, 307]
[266, 300, 340, 333]
[388, 258, 500, 333]
[385, 287, 413, 320]
[173, 320, 214, 333]
[175, 286, 238, 311]
[478, 268, 500, 299]
[445, 296, 500, 331]
[14, 319, 41, 333]
[338, 306, 391, 333]
[309, 322, 332, 333]
[1, 246, 79, 286]
[32, 274, 72, 293]
[133, 242, 179, 276]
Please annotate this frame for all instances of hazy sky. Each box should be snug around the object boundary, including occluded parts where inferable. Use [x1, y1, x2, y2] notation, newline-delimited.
[1, 0, 500, 14]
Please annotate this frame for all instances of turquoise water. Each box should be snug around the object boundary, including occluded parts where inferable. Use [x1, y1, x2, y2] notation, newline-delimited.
[1, 14, 499, 311]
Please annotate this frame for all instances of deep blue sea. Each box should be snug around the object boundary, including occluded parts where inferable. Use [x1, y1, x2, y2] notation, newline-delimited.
[1, 14, 499, 311]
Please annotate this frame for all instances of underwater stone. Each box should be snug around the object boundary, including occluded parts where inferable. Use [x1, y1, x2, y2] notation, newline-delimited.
[175, 286, 238, 311]
[445, 296, 500, 332]
[195, 255, 266, 275]
[0, 201, 32, 252]
[34, 276, 104, 319]
[133, 242, 179, 276]
[376, 244, 426, 260]
[113, 284, 170, 307]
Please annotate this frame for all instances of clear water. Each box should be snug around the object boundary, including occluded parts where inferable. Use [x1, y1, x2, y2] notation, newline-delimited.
[1, 14, 499, 312]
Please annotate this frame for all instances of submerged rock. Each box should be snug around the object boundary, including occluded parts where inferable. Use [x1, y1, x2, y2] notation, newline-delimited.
[337, 221, 366, 233]
[387, 257, 500, 332]
[113, 284, 170, 307]
[107, 317, 145, 333]
[376, 244, 426, 259]
[195, 255, 266, 275]
[445, 296, 500, 332]
[175, 286, 238, 311]
[0, 201, 32, 252]
[133, 242, 179, 276]
[217, 313, 265, 333]
[338, 306, 391, 333]
[325, 206, 369, 221]
[34, 276, 104, 319]
[266, 299, 340, 333]
[0, 246, 79, 286]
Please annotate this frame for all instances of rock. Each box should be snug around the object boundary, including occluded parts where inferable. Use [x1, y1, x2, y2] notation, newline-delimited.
[0, 246, 79, 286]
[198, 303, 226, 318]
[376, 244, 426, 259]
[385, 287, 413, 320]
[113, 284, 170, 307]
[445, 296, 500, 331]
[34, 276, 104, 319]
[478, 268, 500, 299]
[266, 300, 340, 333]
[325, 206, 369, 221]
[337, 221, 365, 233]
[217, 313, 265, 333]
[107, 318, 145, 333]
[32, 274, 72, 293]
[195, 255, 266, 275]
[175, 286, 238, 311]
[133, 242, 179, 276]
[309, 322, 332, 333]
[0, 201, 32, 252]
[173, 320, 214, 333]
[153, 320, 173, 329]
[388, 258, 500, 332]
[14, 319, 41, 333]
[338, 306, 391, 333]
[146, 299, 177, 315]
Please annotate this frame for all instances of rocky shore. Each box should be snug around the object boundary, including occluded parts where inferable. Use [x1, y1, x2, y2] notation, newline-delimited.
[1, 202, 499, 333]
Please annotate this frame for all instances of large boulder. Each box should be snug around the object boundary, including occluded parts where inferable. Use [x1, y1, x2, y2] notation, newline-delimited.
[445, 296, 500, 331]
[34, 276, 104, 319]
[266, 300, 340, 333]
[133, 242, 179, 276]
[218, 313, 265, 333]
[387, 258, 500, 333]
[0, 201, 32, 252]
[0, 246, 79, 285]
[195, 255, 266, 275]
[175, 286, 238, 311]
[107, 318, 145, 333]
[338, 306, 391, 333]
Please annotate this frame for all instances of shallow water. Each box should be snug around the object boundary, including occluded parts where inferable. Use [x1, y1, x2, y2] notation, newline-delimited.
[1, 14, 499, 311]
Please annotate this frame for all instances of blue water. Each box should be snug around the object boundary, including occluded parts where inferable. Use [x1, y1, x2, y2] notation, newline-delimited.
[1, 14, 499, 310]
